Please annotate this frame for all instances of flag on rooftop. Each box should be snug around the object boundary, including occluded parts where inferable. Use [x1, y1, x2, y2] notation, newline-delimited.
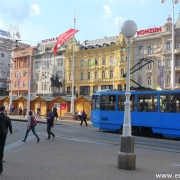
[54, 28, 79, 54]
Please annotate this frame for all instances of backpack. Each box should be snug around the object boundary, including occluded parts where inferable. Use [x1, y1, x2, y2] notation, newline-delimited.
[31, 116, 37, 126]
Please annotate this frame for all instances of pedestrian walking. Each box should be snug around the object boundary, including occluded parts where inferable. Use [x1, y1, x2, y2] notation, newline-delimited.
[53, 105, 58, 121]
[0, 106, 13, 175]
[19, 106, 22, 117]
[46, 109, 55, 140]
[36, 106, 41, 119]
[78, 110, 82, 121]
[22, 111, 40, 143]
[80, 110, 88, 126]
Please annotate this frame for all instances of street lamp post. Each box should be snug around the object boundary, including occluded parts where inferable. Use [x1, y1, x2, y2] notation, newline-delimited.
[70, 13, 76, 114]
[117, 20, 137, 170]
[8, 25, 21, 112]
[160, 0, 179, 90]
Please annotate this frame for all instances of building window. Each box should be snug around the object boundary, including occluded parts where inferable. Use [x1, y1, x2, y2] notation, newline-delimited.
[166, 75, 170, 85]
[87, 72, 91, 80]
[166, 59, 170, 68]
[94, 71, 97, 79]
[166, 42, 171, 51]
[147, 62, 152, 70]
[80, 86, 90, 95]
[121, 54, 124, 61]
[120, 69, 124, 78]
[95, 58, 98, 65]
[23, 81, 26, 87]
[102, 71, 105, 79]
[67, 87, 70, 93]
[87, 59, 91, 66]
[57, 59, 63, 66]
[110, 70, 113, 78]
[101, 85, 113, 90]
[1, 53, 4, 57]
[80, 72, 83, 80]
[138, 46, 144, 55]
[93, 86, 98, 93]
[147, 77, 151, 85]
[118, 84, 122, 90]
[177, 42, 180, 49]
[102, 57, 106, 65]
[147, 45, 153, 54]
[80, 59, 84, 67]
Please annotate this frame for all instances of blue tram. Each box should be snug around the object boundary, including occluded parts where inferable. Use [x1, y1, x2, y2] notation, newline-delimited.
[91, 89, 180, 138]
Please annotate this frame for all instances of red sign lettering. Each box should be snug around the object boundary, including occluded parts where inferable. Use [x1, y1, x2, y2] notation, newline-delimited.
[137, 27, 162, 36]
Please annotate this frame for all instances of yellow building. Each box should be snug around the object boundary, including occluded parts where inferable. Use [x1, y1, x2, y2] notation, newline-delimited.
[65, 33, 135, 97]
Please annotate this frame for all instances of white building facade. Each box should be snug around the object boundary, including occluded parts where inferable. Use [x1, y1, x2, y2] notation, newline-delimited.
[33, 41, 66, 96]
[134, 16, 180, 90]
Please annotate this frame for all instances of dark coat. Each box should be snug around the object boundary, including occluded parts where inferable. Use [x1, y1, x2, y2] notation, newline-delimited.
[0, 112, 13, 134]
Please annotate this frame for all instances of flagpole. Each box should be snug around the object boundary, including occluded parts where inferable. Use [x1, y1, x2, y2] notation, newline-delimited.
[70, 13, 76, 114]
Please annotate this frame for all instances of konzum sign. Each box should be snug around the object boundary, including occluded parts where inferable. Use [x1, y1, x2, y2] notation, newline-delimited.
[137, 27, 162, 35]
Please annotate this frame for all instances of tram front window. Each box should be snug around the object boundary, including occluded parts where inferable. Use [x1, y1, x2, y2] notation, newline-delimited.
[100, 95, 116, 111]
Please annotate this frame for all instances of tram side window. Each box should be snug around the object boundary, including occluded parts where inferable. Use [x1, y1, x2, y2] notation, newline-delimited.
[137, 94, 157, 112]
[118, 95, 125, 111]
[92, 95, 100, 110]
[118, 95, 135, 111]
[160, 94, 179, 113]
[100, 95, 116, 111]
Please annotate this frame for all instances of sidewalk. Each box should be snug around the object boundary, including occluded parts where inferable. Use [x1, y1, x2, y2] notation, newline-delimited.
[1, 132, 180, 179]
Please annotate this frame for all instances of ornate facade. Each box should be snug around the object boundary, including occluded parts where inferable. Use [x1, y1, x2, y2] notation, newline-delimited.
[65, 34, 135, 97]
[134, 15, 180, 90]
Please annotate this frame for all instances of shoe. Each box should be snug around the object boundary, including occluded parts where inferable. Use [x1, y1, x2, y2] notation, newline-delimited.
[46, 137, 50, 140]
[37, 139, 40, 143]
[53, 135, 55, 140]
[86, 124, 88, 126]
[22, 140, 25, 142]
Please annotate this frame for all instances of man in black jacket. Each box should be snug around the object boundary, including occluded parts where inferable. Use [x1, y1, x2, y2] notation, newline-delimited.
[0, 106, 12, 174]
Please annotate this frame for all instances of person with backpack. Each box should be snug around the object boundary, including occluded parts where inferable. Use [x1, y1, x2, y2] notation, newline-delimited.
[0, 106, 12, 175]
[46, 109, 55, 140]
[22, 111, 40, 143]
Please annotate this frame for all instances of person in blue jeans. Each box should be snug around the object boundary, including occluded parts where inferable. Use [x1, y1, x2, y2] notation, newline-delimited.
[22, 111, 40, 143]
[46, 109, 55, 140]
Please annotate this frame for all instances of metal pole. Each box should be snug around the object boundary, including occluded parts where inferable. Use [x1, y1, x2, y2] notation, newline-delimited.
[70, 13, 76, 113]
[27, 56, 32, 115]
[122, 37, 131, 136]
[9, 29, 15, 111]
[171, 0, 175, 90]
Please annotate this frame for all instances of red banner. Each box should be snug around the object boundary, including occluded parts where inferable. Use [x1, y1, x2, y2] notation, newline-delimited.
[54, 28, 79, 54]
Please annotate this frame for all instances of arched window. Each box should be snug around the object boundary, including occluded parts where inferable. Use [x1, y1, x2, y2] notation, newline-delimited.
[80, 59, 84, 67]
[94, 71, 97, 79]
[102, 71, 105, 79]
[81, 72, 84, 80]
[120, 69, 124, 78]
[110, 70, 113, 78]
[88, 72, 91, 80]
[102, 57, 106, 65]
